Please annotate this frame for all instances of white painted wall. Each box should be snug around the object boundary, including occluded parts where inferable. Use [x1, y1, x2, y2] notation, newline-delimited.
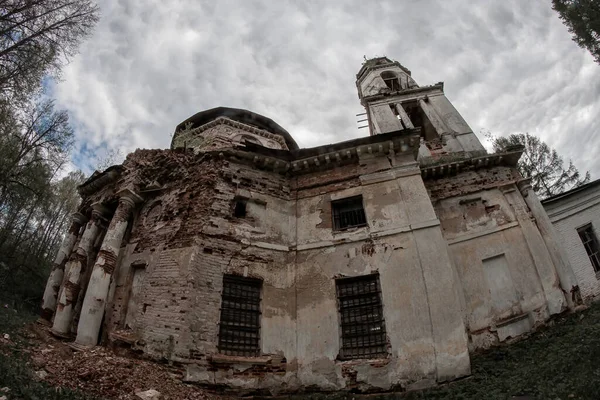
[543, 183, 600, 300]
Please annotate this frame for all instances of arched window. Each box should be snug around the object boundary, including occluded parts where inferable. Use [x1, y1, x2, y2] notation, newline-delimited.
[380, 71, 401, 91]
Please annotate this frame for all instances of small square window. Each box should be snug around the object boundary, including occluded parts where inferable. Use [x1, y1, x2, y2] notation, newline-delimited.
[234, 199, 247, 218]
[331, 195, 367, 231]
[336, 274, 387, 360]
[578, 224, 600, 273]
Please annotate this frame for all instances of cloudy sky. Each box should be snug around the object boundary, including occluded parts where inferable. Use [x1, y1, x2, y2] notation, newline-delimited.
[49, 0, 600, 178]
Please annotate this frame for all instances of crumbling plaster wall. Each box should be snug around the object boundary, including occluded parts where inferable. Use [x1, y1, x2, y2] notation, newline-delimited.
[78, 146, 562, 393]
[99, 148, 470, 393]
[292, 152, 469, 391]
[101, 154, 298, 391]
[427, 167, 566, 350]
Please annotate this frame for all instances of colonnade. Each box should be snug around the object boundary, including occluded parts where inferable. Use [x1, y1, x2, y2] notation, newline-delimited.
[40, 189, 142, 347]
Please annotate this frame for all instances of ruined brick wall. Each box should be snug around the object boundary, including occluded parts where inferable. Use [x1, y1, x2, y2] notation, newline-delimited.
[85, 147, 562, 392]
[104, 149, 470, 392]
[105, 154, 298, 387]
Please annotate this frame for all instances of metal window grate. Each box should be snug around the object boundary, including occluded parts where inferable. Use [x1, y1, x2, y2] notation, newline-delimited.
[332, 196, 367, 230]
[218, 275, 262, 356]
[578, 224, 600, 272]
[336, 274, 387, 359]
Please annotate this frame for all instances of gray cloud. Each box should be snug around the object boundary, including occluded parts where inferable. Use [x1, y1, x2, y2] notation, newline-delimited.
[51, 0, 600, 177]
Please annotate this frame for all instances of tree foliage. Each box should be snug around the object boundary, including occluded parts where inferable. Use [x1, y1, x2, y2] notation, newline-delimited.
[489, 132, 590, 199]
[0, 99, 83, 307]
[0, 0, 99, 308]
[0, 0, 99, 101]
[553, 0, 600, 64]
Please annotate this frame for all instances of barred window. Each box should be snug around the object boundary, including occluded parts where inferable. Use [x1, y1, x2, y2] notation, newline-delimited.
[332, 196, 367, 231]
[578, 224, 600, 273]
[218, 275, 262, 356]
[336, 274, 387, 359]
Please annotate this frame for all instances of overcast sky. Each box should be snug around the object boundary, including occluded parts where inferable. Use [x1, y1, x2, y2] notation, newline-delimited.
[49, 0, 600, 178]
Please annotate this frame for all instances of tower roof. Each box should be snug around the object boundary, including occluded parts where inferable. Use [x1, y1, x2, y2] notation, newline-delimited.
[356, 57, 412, 82]
[173, 107, 299, 150]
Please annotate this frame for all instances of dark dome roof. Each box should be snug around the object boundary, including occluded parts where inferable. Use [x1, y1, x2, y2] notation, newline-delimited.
[173, 106, 298, 150]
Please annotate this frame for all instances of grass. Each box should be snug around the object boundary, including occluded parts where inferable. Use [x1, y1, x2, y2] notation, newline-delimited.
[409, 304, 600, 399]
[2, 301, 600, 399]
[0, 303, 101, 400]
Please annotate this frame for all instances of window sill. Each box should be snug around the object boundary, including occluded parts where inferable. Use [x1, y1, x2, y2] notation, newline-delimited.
[333, 224, 368, 233]
[336, 356, 390, 365]
[210, 354, 273, 365]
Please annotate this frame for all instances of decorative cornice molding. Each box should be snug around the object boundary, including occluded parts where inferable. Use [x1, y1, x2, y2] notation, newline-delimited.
[361, 83, 444, 105]
[219, 133, 420, 176]
[420, 150, 523, 180]
[176, 117, 288, 149]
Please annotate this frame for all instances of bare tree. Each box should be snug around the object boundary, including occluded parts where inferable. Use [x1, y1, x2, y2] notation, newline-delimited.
[0, 99, 74, 204]
[0, 0, 99, 101]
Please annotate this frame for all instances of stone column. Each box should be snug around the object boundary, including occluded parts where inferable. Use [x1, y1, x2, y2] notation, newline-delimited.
[518, 179, 579, 307]
[503, 186, 566, 315]
[40, 213, 87, 322]
[75, 190, 142, 347]
[419, 98, 451, 135]
[394, 104, 414, 129]
[51, 205, 107, 337]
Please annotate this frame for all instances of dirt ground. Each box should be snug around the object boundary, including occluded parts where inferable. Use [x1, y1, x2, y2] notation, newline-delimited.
[3, 303, 600, 399]
[0, 317, 224, 400]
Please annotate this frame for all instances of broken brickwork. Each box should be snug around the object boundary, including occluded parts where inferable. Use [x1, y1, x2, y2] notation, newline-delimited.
[41, 57, 579, 395]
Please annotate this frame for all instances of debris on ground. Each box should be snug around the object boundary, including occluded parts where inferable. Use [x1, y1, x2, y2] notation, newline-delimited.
[4, 323, 225, 400]
[135, 389, 161, 399]
[34, 370, 49, 379]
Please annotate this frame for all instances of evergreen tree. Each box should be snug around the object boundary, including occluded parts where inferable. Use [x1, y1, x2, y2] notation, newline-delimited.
[489, 132, 590, 199]
[553, 0, 600, 64]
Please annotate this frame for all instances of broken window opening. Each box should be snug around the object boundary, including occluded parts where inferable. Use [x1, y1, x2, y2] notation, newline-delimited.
[240, 135, 261, 145]
[389, 104, 408, 130]
[332, 195, 367, 231]
[234, 199, 247, 218]
[336, 274, 387, 360]
[380, 71, 401, 92]
[218, 275, 262, 356]
[578, 224, 600, 273]
[402, 101, 437, 141]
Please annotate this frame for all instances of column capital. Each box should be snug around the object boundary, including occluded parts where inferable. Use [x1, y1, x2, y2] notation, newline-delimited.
[117, 188, 143, 208]
[72, 212, 88, 226]
[517, 178, 533, 197]
[91, 203, 110, 221]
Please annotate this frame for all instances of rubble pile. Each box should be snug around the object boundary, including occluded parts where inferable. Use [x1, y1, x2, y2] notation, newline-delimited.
[21, 323, 225, 400]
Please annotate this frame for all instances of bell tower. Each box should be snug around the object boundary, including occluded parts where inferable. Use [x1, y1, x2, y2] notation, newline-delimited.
[356, 57, 486, 163]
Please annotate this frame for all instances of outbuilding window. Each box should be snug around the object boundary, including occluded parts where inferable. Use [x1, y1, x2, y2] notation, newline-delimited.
[336, 274, 387, 360]
[218, 275, 262, 356]
[578, 224, 600, 273]
[331, 195, 367, 231]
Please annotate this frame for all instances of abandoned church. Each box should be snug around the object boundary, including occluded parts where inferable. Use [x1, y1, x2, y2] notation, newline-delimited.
[39, 57, 583, 393]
